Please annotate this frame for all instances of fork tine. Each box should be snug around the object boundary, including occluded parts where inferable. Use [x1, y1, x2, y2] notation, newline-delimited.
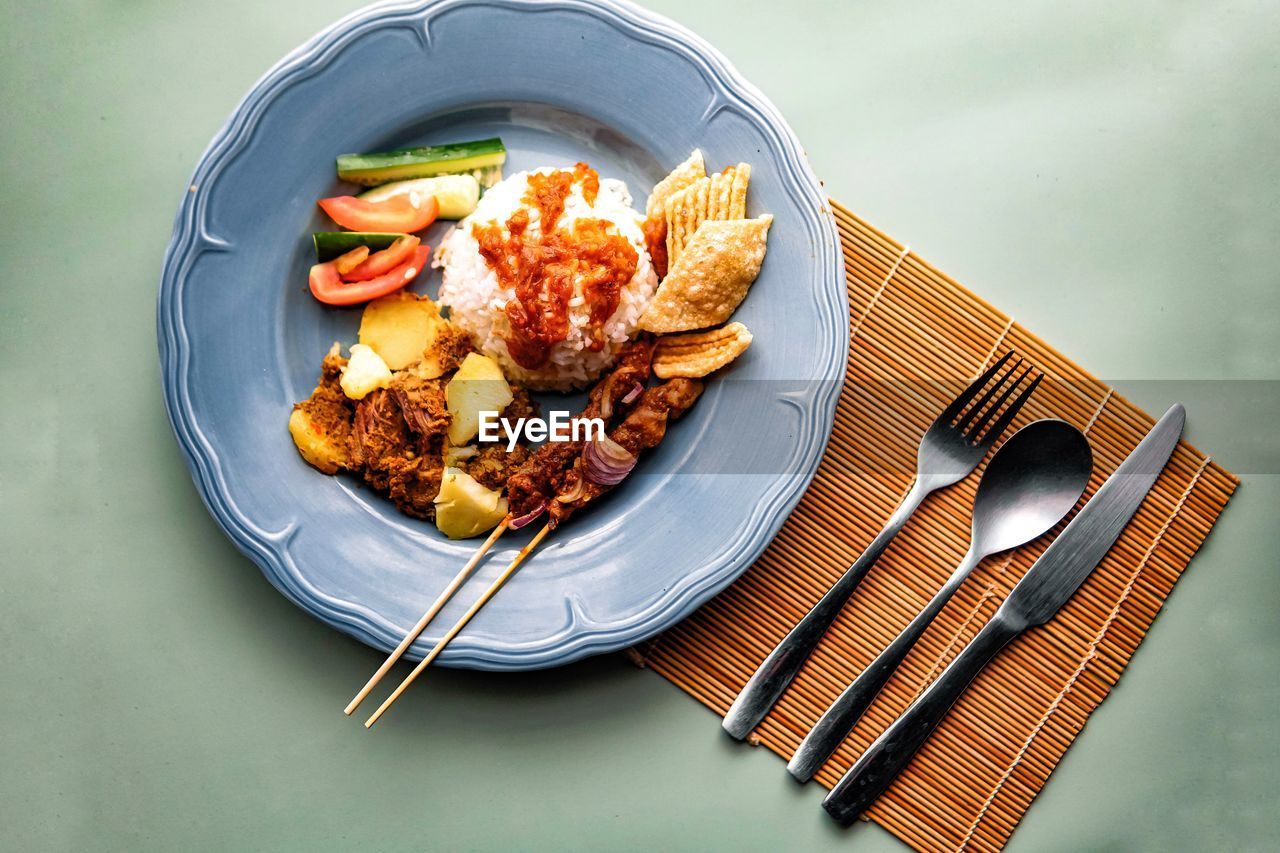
[973, 372, 1043, 445]
[964, 364, 1033, 441]
[954, 357, 1023, 434]
[939, 351, 1015, 423]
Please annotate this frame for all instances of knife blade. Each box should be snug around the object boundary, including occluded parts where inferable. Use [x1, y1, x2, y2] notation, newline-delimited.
[822, 403, 1185, 825]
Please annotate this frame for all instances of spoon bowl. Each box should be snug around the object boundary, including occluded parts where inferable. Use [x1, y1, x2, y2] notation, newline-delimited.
[971, 419, 1094, 556]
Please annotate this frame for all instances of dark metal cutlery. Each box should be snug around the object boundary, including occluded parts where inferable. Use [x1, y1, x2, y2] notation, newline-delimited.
[787, 418, 1092, 782]
[722, 352, 1042, 740]
[821, 404, 1186, 825]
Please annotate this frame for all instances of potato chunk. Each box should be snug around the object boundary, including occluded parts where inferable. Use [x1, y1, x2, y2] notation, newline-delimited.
[340, 344, 393, 400]
[445, 353, 513, 446]
[434, 467, 508, 539]
[357, 291, 445, 370]
[288, 408, 349, 474]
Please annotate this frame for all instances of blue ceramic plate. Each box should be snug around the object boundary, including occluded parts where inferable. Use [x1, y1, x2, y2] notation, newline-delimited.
[158, 0, 845, 670]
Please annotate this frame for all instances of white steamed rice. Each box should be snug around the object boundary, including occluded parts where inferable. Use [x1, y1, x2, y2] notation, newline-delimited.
[433, 167, 657, 391]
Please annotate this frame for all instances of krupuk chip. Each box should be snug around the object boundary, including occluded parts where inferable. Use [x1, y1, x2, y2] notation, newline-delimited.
[663, 162, 752, 268]
[639, 215, 773, 333]
[653, 322, 754, 378]
[728, 163, 751, 219]
[645, 149, 705, 220]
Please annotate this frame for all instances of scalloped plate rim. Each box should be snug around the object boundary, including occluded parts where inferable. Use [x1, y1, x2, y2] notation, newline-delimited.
[157, 0, 847, 671]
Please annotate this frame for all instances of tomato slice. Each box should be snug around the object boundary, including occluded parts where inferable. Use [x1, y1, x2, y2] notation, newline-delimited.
[342, 235, 421, 282]
[308, 245, 431, 306]
[317, 195, 439, 233]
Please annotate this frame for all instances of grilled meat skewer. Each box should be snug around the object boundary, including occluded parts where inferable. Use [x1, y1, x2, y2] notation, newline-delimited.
[547, 377, 704, 527]
[506, 334, 656, 520]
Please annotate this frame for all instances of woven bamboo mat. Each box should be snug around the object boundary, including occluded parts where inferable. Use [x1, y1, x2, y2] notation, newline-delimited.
[628, 200, 1239, 852]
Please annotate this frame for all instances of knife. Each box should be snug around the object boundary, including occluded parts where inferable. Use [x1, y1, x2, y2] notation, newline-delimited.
[822, 404, 1186, 825]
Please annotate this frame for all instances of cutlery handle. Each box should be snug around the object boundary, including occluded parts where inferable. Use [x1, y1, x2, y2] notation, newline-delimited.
[788, 550, 980, 781]
[821, 612, 1023, 825]
[722, 479, 931, 740]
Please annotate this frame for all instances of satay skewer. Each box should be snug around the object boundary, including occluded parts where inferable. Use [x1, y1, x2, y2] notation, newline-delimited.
[346, 338, 656, 718]
[364, 522, 552, 728]
[344, 518, 510, 715]
[363, 378, 704, 727]
[505, 335, 656, 519]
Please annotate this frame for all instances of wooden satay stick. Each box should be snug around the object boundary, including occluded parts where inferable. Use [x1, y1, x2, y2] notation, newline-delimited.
[364, 523, 552, 728]
[344, 518, 510, 716]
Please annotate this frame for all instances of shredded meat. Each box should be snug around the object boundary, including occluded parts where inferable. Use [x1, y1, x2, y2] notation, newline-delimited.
[463, 443, 533, 492]
[350, 389, 414, 492]
[372, 373, 451, 520]
[345, 387, 444, 519]
[293, 321, 666, 529]
[390, 372, 449, 439]
[384, 454, 444, 520]
[506, 334, 656, 518]
[548, 377, 704, 527]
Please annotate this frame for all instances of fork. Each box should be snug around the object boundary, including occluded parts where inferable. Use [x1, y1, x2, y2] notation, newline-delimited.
[721, 352, 1041, 740]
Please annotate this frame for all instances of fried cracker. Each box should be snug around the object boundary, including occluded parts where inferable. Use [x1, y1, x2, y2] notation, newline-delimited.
[664, 185, 688, 268]
[708, 169, 733, 220]
[667, 212, 681, 266]
[645, 149, 706, 220]
[665, 176, 713, 267]
[729, 162, 751, 219]
[639, 215, 773, 333]
[689, 177, 711, 240]
[668, 165, 749, 265]
[653, 322, 753, 378]
[664, 187, 685, 266]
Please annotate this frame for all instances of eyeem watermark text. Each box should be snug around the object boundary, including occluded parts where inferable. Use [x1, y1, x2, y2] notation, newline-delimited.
[478, 411, 605, 452]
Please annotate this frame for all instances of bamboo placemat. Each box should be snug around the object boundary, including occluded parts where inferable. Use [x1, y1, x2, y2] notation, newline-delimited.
[628, 200, 1239, 851]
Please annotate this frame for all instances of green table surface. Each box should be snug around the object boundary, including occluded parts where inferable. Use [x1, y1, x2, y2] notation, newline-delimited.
[3, 1, 1277, 850]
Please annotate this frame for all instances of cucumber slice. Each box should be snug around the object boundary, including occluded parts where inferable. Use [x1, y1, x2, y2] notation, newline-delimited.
[313, 232, 403, 262]
[336, 138, 506, 187]
[471, 163, 505, 191]
[358, 174, 480, 220]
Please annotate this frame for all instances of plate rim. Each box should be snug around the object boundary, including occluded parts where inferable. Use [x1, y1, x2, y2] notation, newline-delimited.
[157, 0, 848, 670]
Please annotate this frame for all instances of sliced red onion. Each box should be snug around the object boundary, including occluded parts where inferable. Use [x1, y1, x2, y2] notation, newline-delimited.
[621, 382, 643, 405]
[599, 375, 616, 420]
[508, 502, 546, 530]
[553, 476, 587, 504]
[584, 435, 637, 486]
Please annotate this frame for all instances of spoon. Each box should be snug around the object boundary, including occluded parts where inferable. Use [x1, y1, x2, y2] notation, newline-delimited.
[787, 418, 1092, 782]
